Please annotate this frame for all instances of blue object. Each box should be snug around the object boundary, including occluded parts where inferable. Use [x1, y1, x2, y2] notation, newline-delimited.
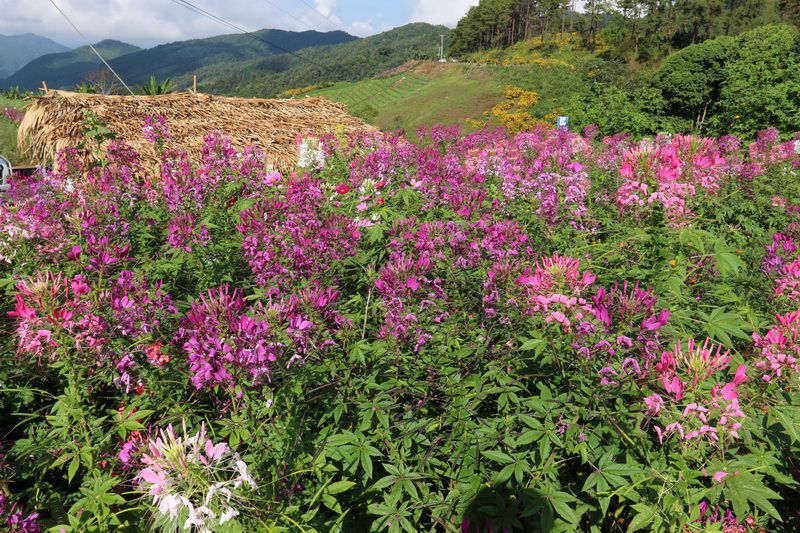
[556, 116, 569, 131]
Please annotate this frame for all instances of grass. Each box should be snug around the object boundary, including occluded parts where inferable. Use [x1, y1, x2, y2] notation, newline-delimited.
[307, 58, 594, 139]
[0, 96, 26, 164]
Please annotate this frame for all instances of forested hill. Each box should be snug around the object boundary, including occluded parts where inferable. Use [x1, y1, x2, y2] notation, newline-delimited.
[3, 40, 141, 91]
[108, 29, 357, 87]
[451, 0, 800, 60]
[199, 23, 449, 97]
[1, 29, 357, 91]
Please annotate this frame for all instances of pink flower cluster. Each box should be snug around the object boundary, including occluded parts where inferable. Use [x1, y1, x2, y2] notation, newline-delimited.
[10, 270, 175, 392]
[615, 135, 728, 226]
[752, 308, 800, 385]
[176, 283, 349, 390]
[1, 107, 24, 123]
[138, 422, 255, 532]
[645, 338, 747, 445]
[238, 175, 361, 294]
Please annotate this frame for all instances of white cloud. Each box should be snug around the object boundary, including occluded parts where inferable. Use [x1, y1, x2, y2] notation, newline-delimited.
[349, 20, 374, 37]
[314, 0, 337, 18]
[0, 1, 471, 49]
[0, 0, 355, 48]
[408, 0, 478, 27]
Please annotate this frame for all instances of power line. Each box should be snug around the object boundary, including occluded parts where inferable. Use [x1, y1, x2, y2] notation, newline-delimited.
[168, 0, 330, 71]
[293, 0, 343, 30]
[47, 0, 135, 95]
[261, 0, 327, 33]
[168, 0, 375, 103]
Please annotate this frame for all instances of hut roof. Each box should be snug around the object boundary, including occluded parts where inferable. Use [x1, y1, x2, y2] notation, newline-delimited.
[17, 91, 375, 170]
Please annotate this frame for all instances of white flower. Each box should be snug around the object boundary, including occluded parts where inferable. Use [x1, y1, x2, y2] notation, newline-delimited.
[794, 139, 800, 156]
[184, 505, 215, 532]
[219, 507, 240, 525]
[234, 459, 257, 489]
[156, 493, 190, 519]
[297, 137, 326, 170]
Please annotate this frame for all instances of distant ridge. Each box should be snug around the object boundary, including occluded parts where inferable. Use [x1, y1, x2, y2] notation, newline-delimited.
[0, 33, 70, 79]
[4, 40, 141, 90]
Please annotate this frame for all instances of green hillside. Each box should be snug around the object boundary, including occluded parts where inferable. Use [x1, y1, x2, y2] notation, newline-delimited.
[305, 40, 596, 138]
[4, 40, 141, 90]
[0, 96, 26, 163]
[109, 29, 357, 87]
[0, 33, 69, 79]
[202, 23, 449, 97]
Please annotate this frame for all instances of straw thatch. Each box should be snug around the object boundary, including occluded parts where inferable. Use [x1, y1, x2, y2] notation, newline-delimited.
[17, 91, 375, 170]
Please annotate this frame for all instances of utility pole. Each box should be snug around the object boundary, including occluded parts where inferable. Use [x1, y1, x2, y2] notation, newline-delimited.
[439, 34, 445, 62]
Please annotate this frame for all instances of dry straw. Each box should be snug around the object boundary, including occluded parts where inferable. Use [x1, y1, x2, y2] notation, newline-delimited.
[18, 91, 375, 170]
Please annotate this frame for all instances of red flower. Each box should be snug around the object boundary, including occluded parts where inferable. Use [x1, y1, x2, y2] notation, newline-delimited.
[336, 184, 350, 194]
[145, 342, 170, 366]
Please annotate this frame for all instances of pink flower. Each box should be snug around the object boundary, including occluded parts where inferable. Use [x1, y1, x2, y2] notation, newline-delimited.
[204, 440, 228, 463]
[264, 171, 281, 186]
[732, 364, 747, 385]
[336, 184, 350, 194]
[644, 394, 664, 416]
[140, 467, 167, 495]
[712, 471, 729, 483]
[546, 311, 570, 327]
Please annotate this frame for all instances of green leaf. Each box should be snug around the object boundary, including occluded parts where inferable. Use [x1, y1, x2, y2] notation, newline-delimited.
[482, 450, 514, 464]
[700, 307, 751, 347]
[776, 407, 800, 443]
[520, 338, 546, 354]
[715, 251, 742, 276]
[550, 492, 579, 524]
[67, 457, 80, 483]
[327, 480, 356, 494]
[628, 503, 656, 532]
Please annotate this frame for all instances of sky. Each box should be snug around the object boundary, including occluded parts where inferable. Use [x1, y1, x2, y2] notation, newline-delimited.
[0, 0, 481, 48]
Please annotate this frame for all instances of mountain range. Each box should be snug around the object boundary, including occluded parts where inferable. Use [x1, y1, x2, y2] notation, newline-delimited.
[0, 33, 69, 79]
[0, 24, 447, 98]
[4, 40, 141, 90]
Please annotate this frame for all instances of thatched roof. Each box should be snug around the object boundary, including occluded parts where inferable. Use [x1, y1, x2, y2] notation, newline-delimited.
[17, 91, 375, 170]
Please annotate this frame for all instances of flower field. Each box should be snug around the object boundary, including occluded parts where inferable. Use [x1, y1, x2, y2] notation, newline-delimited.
[2, 120, 800, 532]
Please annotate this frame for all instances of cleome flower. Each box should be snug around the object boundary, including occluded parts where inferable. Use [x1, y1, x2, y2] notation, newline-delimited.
[646, 338, 747, 446]
[137, 420, 255, 532]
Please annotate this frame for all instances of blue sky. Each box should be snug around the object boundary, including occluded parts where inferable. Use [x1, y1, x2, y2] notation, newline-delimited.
[0, 0, 480, 48]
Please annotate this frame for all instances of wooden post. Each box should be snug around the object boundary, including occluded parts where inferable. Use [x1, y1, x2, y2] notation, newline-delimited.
[193, 75, 197, 94]
[41, 81, 49, 94]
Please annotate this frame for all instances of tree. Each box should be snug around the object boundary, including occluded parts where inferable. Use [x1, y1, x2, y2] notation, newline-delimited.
[713, 24, 800, 136]
[652, 34, 735, 129]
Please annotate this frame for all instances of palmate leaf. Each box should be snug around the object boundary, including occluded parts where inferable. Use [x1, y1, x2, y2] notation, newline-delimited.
[723, 473, 782, 521]
[549, 491, 580, 524]
[699, 307, 751, 347]
[714, 251, 743, 276]
[627, 503, 657, 532]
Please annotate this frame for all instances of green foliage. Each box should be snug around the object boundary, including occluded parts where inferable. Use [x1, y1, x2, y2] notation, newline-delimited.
[0, 95, 26, 163]
[652, 35, 736, 128]
[74, 81, 98, 94]
[138, 75, 173, 95]
[711, 24, 800, 136]
[568, 84, 686, 137]
[205, 23, 449, 98]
